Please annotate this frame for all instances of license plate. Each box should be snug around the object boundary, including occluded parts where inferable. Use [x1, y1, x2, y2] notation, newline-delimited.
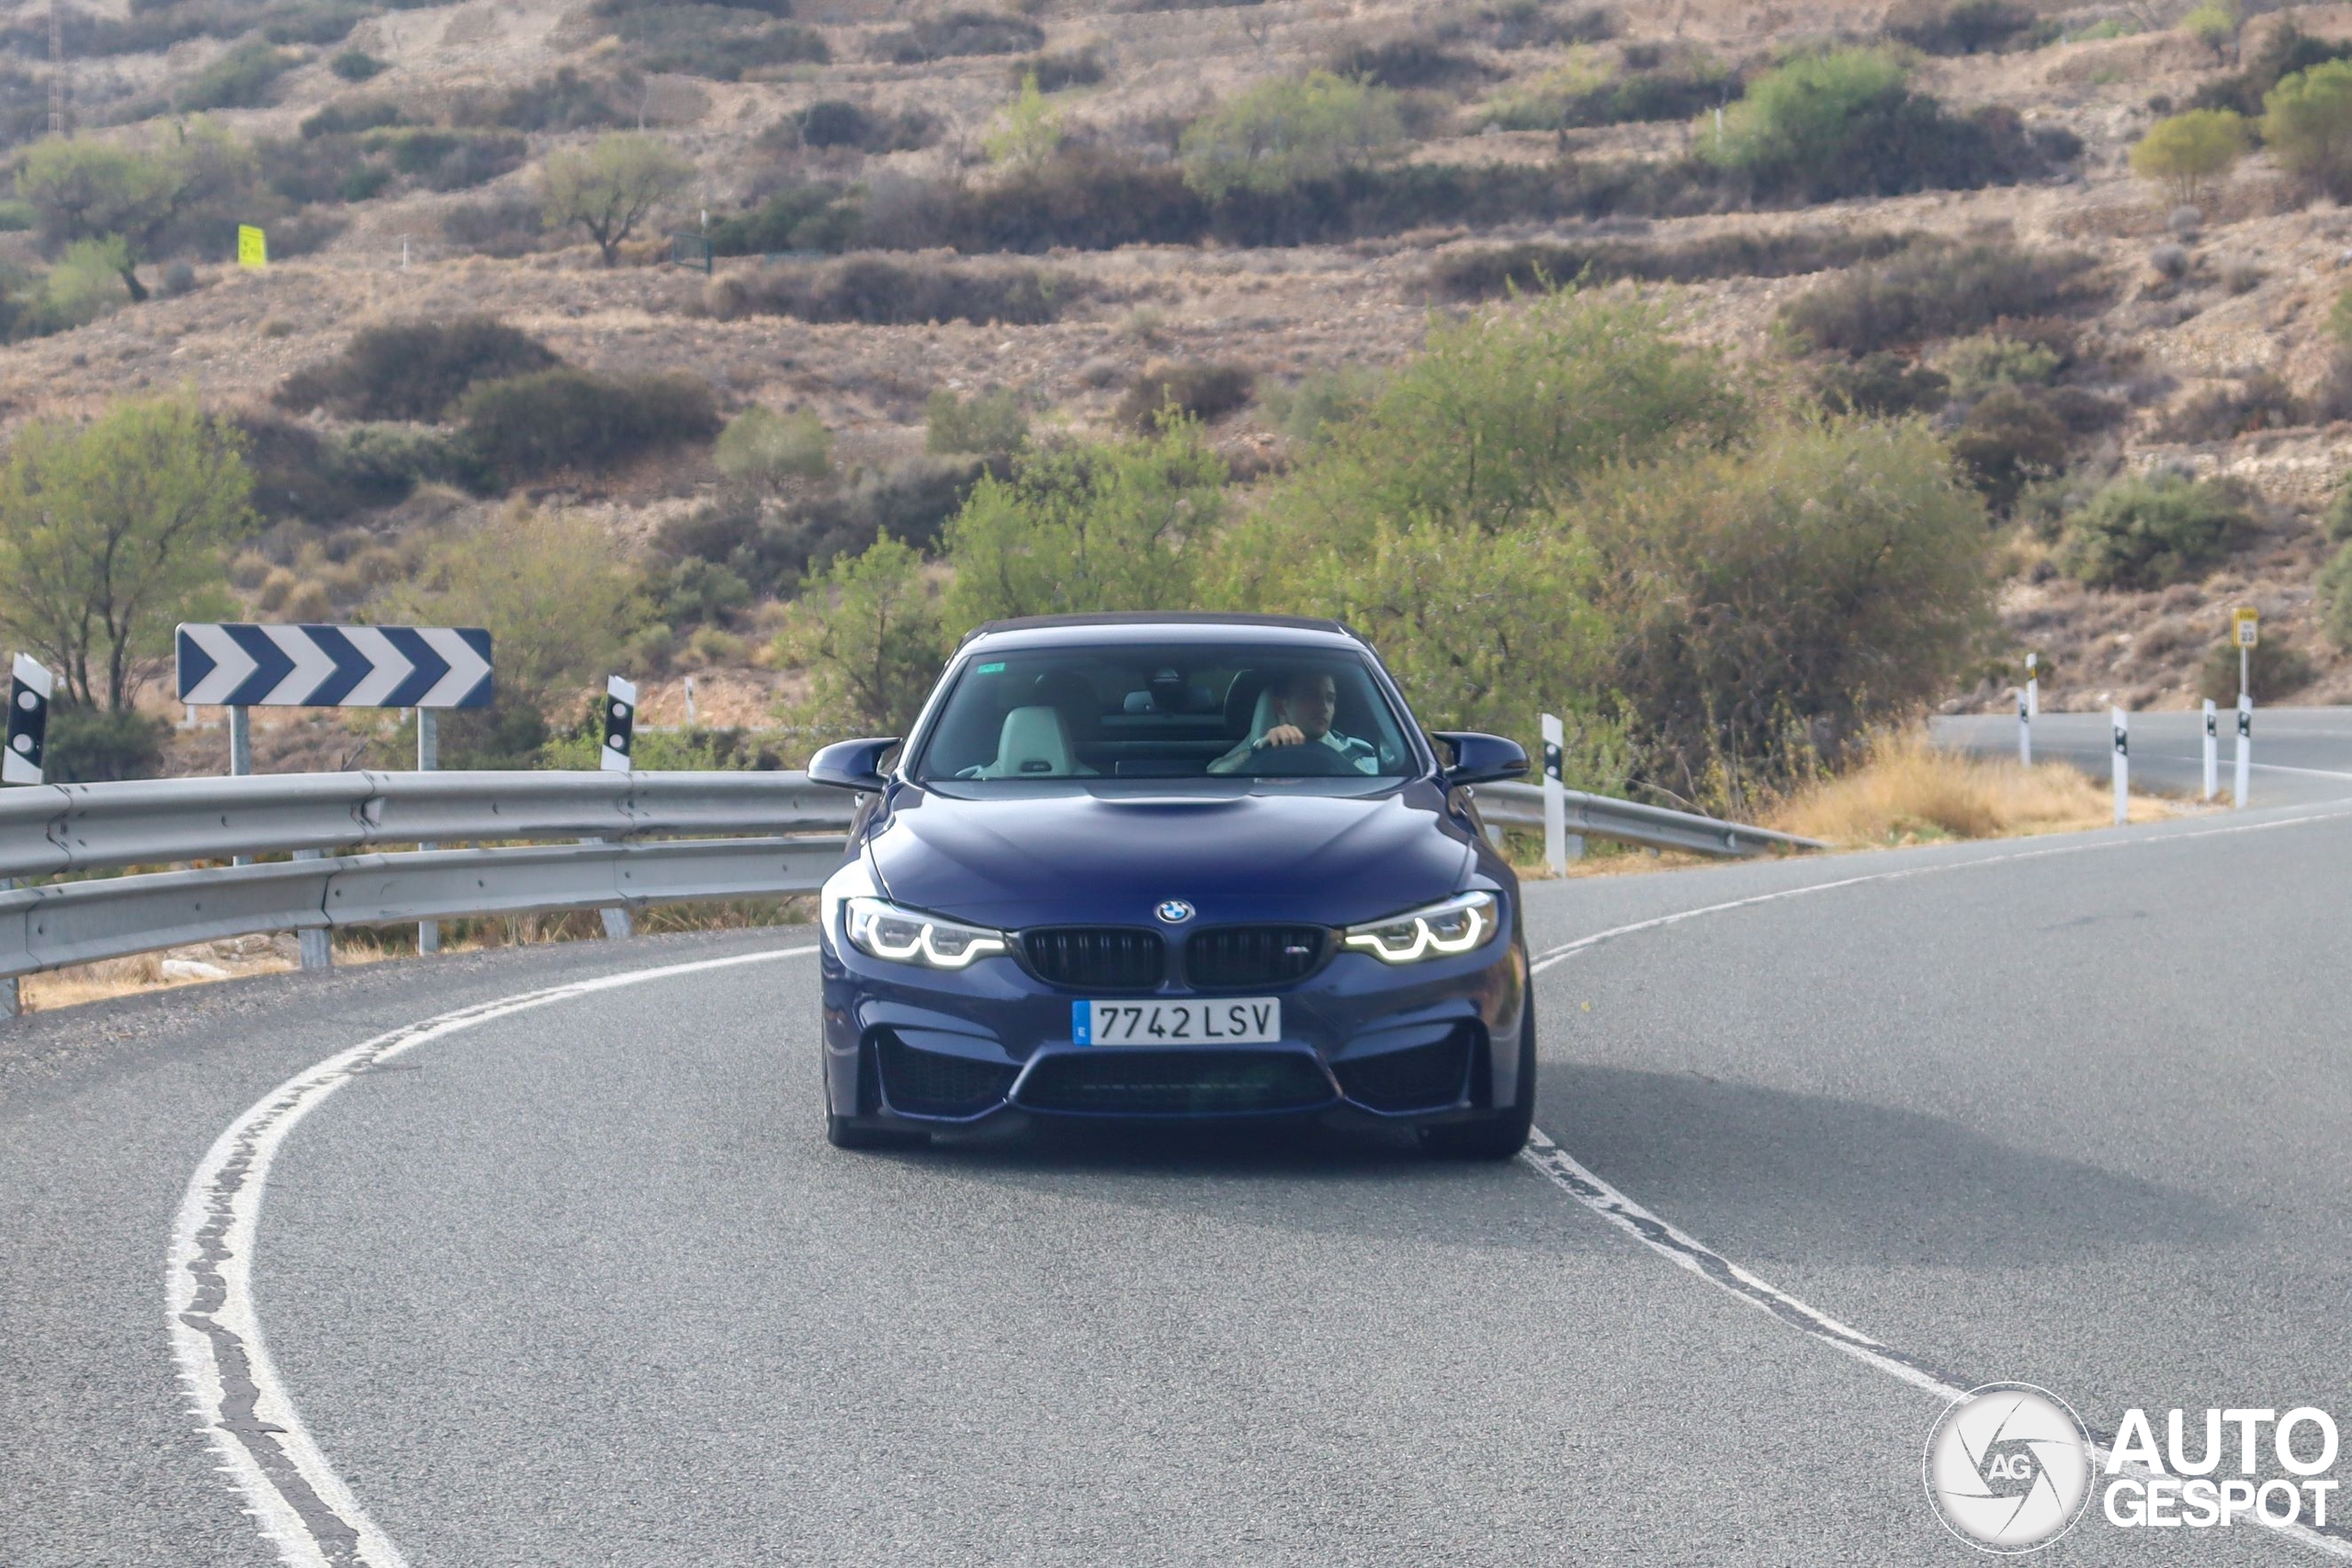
[1075, 998, 1281, 1045]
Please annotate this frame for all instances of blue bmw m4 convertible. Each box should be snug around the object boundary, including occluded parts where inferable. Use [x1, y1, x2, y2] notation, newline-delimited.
[807, 613, 1534, 1158]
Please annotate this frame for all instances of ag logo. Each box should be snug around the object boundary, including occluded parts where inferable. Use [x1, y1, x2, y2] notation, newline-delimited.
[1924, 1383, 2092, 1553]
[1154, 899, 1194, 924]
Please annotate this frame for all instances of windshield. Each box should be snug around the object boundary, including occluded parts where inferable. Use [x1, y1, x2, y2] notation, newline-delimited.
[910, 643, 1420, 784]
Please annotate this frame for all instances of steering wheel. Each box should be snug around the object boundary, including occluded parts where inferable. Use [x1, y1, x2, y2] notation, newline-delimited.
[1238, 739, 1358, 777]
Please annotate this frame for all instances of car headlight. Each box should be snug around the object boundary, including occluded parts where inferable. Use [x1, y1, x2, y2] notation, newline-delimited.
[842, 896, 1009, 969]
[1340, 891, 1498, 964]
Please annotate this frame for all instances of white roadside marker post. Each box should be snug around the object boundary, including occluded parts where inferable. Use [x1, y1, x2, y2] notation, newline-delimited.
[2019, 652, 2036, 766]
[1540, 712, 1573, 874]
[2202, 698, 2218, 801]
[2110, 706, 2129, 827]
[598, 675, 636, 940]
[2235, 694, 2253, 809]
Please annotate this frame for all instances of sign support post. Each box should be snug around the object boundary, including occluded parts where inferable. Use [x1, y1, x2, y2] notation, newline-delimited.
[2019, 653, 2036, 766]
[2, 653, 51, 1016]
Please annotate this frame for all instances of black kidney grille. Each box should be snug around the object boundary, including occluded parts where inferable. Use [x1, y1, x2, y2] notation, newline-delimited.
[876, 1031, 1019, 1117]
[1332, 1029, 1476, 1113]
[1022, 928, 1165, 991]
[1018, 1049, 1334, 1115]
[1185, 926, 1329, 988]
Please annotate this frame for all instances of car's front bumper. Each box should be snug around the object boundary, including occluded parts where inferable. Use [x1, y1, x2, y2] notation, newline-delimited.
[819, 919, 1529, 1134]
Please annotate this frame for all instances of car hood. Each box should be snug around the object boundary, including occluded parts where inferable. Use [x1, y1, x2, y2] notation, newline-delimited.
[866, 781, 1477, 929]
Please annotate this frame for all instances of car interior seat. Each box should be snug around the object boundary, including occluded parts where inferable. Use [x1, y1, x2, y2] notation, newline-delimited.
[984, 705, 1092, 777]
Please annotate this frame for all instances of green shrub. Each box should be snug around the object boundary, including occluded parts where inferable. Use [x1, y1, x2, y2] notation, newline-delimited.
[1939, 334, 2060, 396]
[1482, 51, 1733, 130]
[2263, 59, 2352, 199]
[40, 236, 131, 330]
[784, 457, 993, 572]
[455, 370, 721, 486]
[925, 388, 1030, 456]
[277, 318, 562, 423]
[1950, 386, 2067, 514]
[451, 68, 636, 132]
[1589, 418, 1992, 803]
[1180, 72, 1408, 198]
[2154, 372, 2302, 441]
[707, 184, 863, 255]
[715, 405, 832, 481]
[175, 41, 295, 112]
[262, 0, 368, 45]
[1812, 352, 1951, 417]
[43, 705, 165, 783]
[790, 99, 939, 152]
[2130, 108, 2247, 204]
[2191, 22, 2351, 116]
[330, 49, 387, 83]
[1260, 367, 1381, 445]
[871, 9, 1043, 62]
[1325, 37, 1495, 90]
[2198, 635, 2312, 701]
[1010, 49, 1105, 92]
[1696, 48, 2075, 200]
[704, 258, 1080, 325]
[1467, 0, 1612, 50]
[1883, 0, 2039, 54]
[1777, 238, 2102, 355]
[234, 414, 453, 522]
[440, 195, 550, 257]
[1428, 227, 1913, 299]
[1116, 360, 1256, 429]
[774, 533, 944, 734]
[301, 98, 406, 139]
[378, 128, 529, 191]
[2062, 472, 2253, 589]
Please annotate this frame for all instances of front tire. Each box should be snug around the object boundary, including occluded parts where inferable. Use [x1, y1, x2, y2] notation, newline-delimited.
[826, 1111, 932, 1151]
[1420, 1003, 1535, 1161]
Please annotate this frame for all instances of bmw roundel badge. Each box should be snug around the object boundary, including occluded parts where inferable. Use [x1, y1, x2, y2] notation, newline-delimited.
[1155, 899, 1195, 924]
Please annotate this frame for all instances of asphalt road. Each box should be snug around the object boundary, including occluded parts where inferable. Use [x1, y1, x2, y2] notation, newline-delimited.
[1933, 706, 2352, 807]
[8, 801, 2352, 1564]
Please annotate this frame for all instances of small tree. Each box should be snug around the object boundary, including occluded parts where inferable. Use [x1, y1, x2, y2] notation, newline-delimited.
[539, 132, 695, 266]
[17, 138, 178, 300]
[2129, 108, 2248, 205]
[939, 423, 1227, 628]
[715, 405, 831, 482]
[2181, 0, 2243, 60]
[0, 393, 254, 711]
[774, 533, 944, 735]
[2263, 60, 2352, 199]
[983, 73, 1063, 170]
[1179, 72, 1406, 198]
[384, 506, 645, 718]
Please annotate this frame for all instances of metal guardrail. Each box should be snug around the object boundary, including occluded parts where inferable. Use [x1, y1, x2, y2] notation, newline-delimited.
[0, 770, 854, 982]
[1472, 782, 1826, 859]
[0, 769, 1815, 987]
[0, 769, 851, 879]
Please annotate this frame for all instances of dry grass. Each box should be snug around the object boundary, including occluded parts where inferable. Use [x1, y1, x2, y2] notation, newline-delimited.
[1764, 730, 2177, 849]
[19, 950, 294, 1012]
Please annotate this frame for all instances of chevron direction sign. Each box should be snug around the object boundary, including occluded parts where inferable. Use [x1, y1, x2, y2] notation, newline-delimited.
[175, 624, 492, 708]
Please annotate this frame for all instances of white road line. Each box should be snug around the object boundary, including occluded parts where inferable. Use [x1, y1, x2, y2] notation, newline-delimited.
[168, 945, 816, 1568]
[1520, 809, 2352, 1557]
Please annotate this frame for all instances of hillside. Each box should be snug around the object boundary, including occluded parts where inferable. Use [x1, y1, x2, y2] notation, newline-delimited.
[6, 0, 2352, 778]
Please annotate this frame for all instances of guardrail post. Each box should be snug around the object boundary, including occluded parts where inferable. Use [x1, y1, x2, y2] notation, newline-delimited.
[416, 709, 439, 955]
[583, 838, 633, 939]
[1, 876, 13, 1015]
[293, 850, 332, 971]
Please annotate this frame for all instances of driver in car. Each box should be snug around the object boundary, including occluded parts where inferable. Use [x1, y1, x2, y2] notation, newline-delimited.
[1208, 671, 1382, 775]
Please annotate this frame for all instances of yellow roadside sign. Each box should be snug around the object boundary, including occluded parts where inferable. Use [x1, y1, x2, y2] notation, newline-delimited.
[2233, 606, 2259, 649]
[236, 224, 266, 269]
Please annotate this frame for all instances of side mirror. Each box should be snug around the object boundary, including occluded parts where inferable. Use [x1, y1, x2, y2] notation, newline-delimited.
[808, 736, 899, 793]
[1431, 731, 1528, 788]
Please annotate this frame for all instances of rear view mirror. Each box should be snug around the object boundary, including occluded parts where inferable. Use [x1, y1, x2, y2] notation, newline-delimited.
[808, 737, 899, 793]
[1431, 731, 1528, 788]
